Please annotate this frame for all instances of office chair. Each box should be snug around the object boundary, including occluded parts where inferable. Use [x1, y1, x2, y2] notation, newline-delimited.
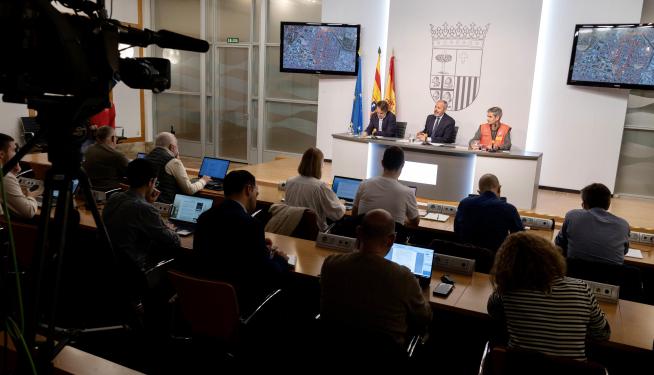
[478, 341, 607, 375]
[453, 125, 459, 142]
[396, 121, 408, 138]
[566, 257, 644, 302]
[264, 204, 320, 241]
[167, 270, 282, 359]
[428, 238, 494, 273]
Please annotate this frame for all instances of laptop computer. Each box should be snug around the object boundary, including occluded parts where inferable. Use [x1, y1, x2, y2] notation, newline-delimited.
[331, 176, 362, 210]
[36, 179, 80, 208]
[198, 157, 230, 191]
[168, 194, 213, 235]
[384, 243, 434, 281]
[136, 152, 146, 159]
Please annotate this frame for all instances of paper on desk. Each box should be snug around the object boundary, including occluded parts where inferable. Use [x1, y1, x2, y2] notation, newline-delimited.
[423, 213, 450, 222]
[626, 248, 644, 259]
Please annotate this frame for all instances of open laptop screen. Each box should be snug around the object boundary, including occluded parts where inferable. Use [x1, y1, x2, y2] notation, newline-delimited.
[170, 194, 213, 224]
[331, 176, 362, 202]
[384, 243, 434, 278]
[199, 157, 230, 180]
[136, 152, 146, 159]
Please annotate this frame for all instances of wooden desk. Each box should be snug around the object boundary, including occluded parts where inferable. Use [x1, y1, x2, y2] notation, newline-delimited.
[179, 232, 654, 352]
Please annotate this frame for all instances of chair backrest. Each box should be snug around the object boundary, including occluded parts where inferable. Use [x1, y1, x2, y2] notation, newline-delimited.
[566, 258, 643, 302]
[396, 121, 407, 138]
[429, 238, 494, 273]
[453, 126, 459, 141]
[168, 270, 240, 342]
[290, 209, 320, 241]
[482, 346, 606, 375]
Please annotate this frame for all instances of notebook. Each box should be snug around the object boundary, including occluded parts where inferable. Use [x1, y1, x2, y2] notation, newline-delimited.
[168, 194, 213, 234]
[198, 157, 230, 191]
[331, 176, 362, 209]
[384, 243, 434, 279]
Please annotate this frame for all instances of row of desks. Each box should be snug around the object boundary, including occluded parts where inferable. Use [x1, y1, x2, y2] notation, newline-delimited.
[179, 232, 654, 352]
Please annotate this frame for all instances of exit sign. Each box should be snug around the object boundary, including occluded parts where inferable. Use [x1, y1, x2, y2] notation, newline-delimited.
[227, 37, 239, 44]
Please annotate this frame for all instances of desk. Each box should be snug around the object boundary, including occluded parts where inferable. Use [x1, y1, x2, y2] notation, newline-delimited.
[332, 133, 543, 209]
[179, 232, 654, 352]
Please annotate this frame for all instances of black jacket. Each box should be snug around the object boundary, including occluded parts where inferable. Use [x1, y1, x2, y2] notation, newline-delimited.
[193, 199, 289, 313]
[422, 113, 456, 143]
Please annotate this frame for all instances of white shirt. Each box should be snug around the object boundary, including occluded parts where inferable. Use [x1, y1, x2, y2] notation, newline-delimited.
[353, 176, 419, 224]
[285, 175, 346, 231]
[378, 118, 384, 132]
[0, 172, 38, 219]
[163, 157, 206, 195]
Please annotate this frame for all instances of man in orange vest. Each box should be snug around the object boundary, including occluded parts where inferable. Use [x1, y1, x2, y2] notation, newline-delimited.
[469, 106, 512, 151]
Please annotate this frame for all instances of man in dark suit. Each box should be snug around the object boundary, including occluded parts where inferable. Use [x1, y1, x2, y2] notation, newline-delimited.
[193, 170, 290, 314]
[454, 174, 524, 252]
[417, 100, 456, 143]
[364, 100, 398, 137]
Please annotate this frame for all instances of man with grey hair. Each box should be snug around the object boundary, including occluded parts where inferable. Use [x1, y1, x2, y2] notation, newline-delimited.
[417, 99, 456, 143]
[320, 209, 431, 347]
[454, 173, 523, 251]
[83, 125, 129, 190]
[469, 106, 512, 150]
[145, 132, 210, 203]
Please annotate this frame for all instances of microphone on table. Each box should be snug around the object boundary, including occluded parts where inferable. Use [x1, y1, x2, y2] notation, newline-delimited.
[371, 128, 377, 138]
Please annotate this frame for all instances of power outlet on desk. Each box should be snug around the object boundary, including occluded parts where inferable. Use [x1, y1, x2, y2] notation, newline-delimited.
[154, 202, 171, 216]
[315, 233, 357, 252]
[441, 205, 457, 215]
[434, 254, 475, 275]
[639, 232, 654, 245]
[520, 216, 554, 230]
[629, 232, 641, 242]
[573, 278, 620, 303]
[427, 203, 442, 214]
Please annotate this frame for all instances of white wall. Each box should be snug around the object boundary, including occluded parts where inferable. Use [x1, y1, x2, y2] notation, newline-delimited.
[316, 0, 390, 159]
[384, 0, 542, 150]
[0, 103, 29, 144]
[526, 0, 643, 191]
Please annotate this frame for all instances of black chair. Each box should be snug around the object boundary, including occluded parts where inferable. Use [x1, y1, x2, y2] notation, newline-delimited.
[330, 214, 412, 244]
[396, 121, 407, 138]
[453, 125, 459, 142]
[566, 257, 644, 302]
[478, 341, 607, 375]
[429, 238, 494, 273]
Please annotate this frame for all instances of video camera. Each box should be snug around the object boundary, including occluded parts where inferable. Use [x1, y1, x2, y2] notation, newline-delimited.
[0, 0, 208, 115]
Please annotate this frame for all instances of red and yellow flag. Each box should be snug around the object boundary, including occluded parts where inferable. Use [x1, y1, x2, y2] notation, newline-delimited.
[384, 52, 396, 115]
[370, 47, 382, 114]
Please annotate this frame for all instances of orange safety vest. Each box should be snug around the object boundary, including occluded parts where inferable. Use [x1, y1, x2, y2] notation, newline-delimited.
[479, 123, 510, 148]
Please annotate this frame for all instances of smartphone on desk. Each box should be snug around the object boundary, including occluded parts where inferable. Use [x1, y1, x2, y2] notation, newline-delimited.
[433, 282, 454, 297]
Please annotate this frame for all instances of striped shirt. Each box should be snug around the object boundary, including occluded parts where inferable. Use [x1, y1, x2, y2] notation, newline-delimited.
[487, 277, 610, 360]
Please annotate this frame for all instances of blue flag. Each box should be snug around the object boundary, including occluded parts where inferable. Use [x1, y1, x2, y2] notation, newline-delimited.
[350, 54, 363, 135]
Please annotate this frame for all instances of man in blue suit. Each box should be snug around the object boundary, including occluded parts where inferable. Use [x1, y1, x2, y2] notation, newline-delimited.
[417, 100, 456, 143]
[364, 100, 398, 137]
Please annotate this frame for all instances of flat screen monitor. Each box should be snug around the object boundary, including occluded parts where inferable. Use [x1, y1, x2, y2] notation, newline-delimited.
[385, 243, 434, 279]
[199, 157, 230, 181]
[568, 23, 654, 89]
[331, 176, 362, 202]
[280, 22, 360, 75]
[136, 152, 146, 159]
[169, 194, 213, 224]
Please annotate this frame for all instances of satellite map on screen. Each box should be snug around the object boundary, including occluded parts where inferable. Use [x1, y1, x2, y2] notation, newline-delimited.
[571, 27, 654, 85]
[282, 24, 358, 73]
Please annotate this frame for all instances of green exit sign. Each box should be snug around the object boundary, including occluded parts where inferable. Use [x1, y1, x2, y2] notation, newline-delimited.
[227, 37, 239, 44]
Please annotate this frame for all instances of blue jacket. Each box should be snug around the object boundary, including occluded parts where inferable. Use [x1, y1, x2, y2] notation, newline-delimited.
[454, 191, 524, 251]
[365, 111, 398, 137]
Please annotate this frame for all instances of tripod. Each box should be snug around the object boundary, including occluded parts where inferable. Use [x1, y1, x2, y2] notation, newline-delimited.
[2, 96, 117, 373]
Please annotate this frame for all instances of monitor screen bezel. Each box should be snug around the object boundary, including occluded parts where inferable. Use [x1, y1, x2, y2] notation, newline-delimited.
[331, 175, 362, 202]
[280, 21, 361, 76]
[198, 157, 231, 180]
[169, 194, 214, 224]
[386, 243, 434, 279]
[567, 23, 654, 90]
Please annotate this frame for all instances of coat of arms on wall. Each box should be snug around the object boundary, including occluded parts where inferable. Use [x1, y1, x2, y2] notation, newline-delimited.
[430, 22, 490, 111]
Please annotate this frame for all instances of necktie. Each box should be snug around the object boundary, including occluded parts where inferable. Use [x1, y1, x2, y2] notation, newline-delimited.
[432, 116, 441, 138]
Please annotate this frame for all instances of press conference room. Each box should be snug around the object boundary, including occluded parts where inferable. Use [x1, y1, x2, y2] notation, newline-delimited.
[1, 0, 654, 374]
